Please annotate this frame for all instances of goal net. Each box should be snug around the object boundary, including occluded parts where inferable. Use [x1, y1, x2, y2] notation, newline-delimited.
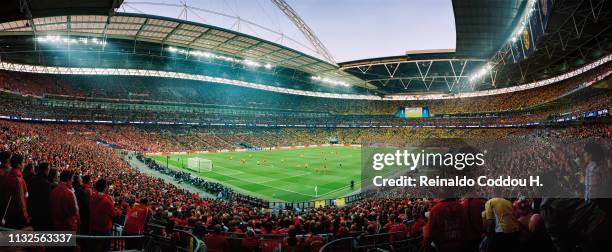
[186, 157, 212, 172]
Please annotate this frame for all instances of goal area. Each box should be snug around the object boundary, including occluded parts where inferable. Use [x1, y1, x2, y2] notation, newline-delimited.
[186, 157, 212, 172]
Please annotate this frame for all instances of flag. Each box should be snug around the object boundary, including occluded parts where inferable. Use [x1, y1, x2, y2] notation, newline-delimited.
[523, 20, 535, 57]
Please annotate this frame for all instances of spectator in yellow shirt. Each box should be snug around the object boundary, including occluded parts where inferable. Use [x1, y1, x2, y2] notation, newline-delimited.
[485, 197, 520, 252]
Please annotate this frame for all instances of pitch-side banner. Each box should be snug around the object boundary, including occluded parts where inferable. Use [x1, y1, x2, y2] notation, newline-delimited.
[361, 138, 612, 198]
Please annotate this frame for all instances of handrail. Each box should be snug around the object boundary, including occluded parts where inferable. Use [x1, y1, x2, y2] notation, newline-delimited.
[75, 234, 144, 239]
[319, 231, 421, 252]
[318, 236, 354, 252]
[147, 223, 205, 252]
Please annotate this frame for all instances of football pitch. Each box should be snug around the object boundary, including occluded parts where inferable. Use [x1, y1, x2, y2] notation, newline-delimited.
[149, 146, 362, 202]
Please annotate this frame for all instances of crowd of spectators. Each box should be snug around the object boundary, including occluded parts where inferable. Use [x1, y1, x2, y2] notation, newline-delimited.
[0, 120, 204, 250]
[90, 124, 610, 152]
[0, 85, 608, 132]
[1, 119, 611, 251]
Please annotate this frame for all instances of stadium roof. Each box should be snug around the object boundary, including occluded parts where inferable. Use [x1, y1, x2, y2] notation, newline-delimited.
[339, 0, 529, 94]
[0, 0, 368, 90]
[0, 0, 123, 21]
[0, 0, 530, 94]
[341, 0, 612, 94]
[0, 0, 610, 100]
[453, 0, 525, 59]
[339, 50, 487, 94]
[491, 0, 612, 88]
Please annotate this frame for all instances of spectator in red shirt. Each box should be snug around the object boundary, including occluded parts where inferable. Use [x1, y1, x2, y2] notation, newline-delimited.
[383, 214, 396, 232]
[50, 170, 79, 232]
[366, 214, 380, 233]
[123, 198, 152, 250]
[204, 224, 228, 252]
[261, 221, 274, 234]
[89, 178, 121, 251]
[408, 213, 426, 238]
[423, 199, 467, 252]
[303, 223, 325, 252]
[388, 216, 408, 241]
[89, 178, 121, 234]
[0, 154, 30, 229]
[241, 228, 260, 252]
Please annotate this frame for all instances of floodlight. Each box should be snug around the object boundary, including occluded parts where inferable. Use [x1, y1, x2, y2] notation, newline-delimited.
[311, 75, 349, 87]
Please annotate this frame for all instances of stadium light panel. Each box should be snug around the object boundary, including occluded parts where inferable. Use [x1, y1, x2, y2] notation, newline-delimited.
[168, 46, 272, 70]
[35, 35, 107, 46]
[469, 63, 492, 82]
[311, 76, 350, 87]
[243, 60, 262, 68]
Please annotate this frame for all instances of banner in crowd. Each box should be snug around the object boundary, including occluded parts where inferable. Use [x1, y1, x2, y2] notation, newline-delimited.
[335, 198, 346, 207]
[315, 200, 326, 208]
[583, 108, 609, 119]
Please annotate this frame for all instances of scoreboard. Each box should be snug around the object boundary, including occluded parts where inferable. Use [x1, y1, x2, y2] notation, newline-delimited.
[398, 106, 429, 118]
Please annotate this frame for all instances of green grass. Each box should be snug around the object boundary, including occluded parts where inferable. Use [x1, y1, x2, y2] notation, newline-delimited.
[149, 146, 362, 202]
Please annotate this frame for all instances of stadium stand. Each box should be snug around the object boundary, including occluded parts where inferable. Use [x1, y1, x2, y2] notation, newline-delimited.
[0, 74, 609, 130]
[1, 119, 611, 251]
[0, 61, 610, 117]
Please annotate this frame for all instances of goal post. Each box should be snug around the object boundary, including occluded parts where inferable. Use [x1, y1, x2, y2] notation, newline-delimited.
[187, 157, 212, 172]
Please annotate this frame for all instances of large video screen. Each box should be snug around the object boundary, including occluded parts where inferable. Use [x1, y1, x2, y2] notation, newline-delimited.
[399, 106, 429, 118]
